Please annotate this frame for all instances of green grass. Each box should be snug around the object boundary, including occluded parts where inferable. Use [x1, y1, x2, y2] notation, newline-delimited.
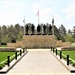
[62, 51, 75, 60]
[53, 49, 75, 66]
[0, 52, 15, 69]
[55, 50, 75, 61]
[56, 50, 75, 66]
[0, 52, 15, 63]
[0, 45, 7, 48]
[0, 51, 21, 69]
[62, 51, 75, 66]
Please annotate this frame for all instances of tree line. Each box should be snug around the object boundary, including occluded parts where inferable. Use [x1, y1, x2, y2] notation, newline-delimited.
[0, 23, 75, 45]
[0, 24, 24, 45]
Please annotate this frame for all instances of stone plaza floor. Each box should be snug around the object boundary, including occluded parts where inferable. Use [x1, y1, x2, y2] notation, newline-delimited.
[1, 49, 75, 75]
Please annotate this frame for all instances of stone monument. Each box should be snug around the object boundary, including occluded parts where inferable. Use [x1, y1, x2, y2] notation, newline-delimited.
[31, 24, 35, 35]
[49, 24, 52, 35]
[7, 22, 56, 48]
[37, 24, 41, 35]
[22, 23, 55, 48]
[25, 24, 29, 35]
[43, 24, 46, 35]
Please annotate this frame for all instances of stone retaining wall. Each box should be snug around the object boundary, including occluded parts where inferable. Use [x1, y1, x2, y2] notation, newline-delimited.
[7, 35, 55, 48]
[0, 47, 16, 52]
[55, 40, 71, 47]
[22, 35, 55, 48]
[7, 35, 71, 48]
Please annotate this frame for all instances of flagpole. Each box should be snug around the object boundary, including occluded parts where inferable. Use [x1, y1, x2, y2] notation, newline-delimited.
[23, 16, 25, 35]
[36, 9, 40, 25]
[52, 16, 55, 48]
[38, 9, 39, 25]
[52, 17, 54, 35]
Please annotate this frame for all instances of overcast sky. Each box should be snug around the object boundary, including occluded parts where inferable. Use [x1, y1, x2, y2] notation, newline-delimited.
[0, 0, 75, 30]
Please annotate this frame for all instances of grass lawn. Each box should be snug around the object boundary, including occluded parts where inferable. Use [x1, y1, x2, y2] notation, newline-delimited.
[62, 51, 75, 60]
[0, 51, 21, 69]
[0, 45, 7, 47]
[54, 50, 75, 66]
[0, 52, 15, 63]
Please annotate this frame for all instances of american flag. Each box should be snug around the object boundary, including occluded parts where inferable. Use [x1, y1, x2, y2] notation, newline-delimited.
[36, 9, 39, 16]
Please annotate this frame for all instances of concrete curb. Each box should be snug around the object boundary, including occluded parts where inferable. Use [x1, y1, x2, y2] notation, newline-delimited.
[50, 51, 75, 73]
[0, 51, 28, 74]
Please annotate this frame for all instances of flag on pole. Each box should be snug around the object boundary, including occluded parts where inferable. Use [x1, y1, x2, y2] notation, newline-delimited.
[23, 16, 25, 35]
[52, 18, 54, 24]
[36, 9, 39, 16]
[36, 9, 40, 25]
[23, 17, 25, 23]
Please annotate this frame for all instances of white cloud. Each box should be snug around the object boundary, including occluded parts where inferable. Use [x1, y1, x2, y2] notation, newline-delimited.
[40, 8, 53, 23]
[33, 3, 41, 13]
[0, 1, 24, 26]
[33, 3, 52, 23]
[53, 13, 62, 25]
[39, 0, 55, 5]
[62, 0, 75, 20]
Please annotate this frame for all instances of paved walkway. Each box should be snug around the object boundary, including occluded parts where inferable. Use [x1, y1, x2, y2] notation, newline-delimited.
[6, 49, 70, 75]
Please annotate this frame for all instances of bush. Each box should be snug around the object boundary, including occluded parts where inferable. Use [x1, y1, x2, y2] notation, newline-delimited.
[72, 62, 75, 66]
[11, 39, 16, 43]
[1, 43, 7, 45]
[10, 56, 15, 62]
[63, 55, 66, 60]
[69, 60, 73, 64]
[0, 64, 5, 70]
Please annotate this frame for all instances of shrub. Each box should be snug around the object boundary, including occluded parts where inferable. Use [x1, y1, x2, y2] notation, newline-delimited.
[10, 56, 15, 62]
[69, 60, 73, 64]
[72, 62, 75, 67]
[63, 55, 66, 60]
[0, 64, 5, 70]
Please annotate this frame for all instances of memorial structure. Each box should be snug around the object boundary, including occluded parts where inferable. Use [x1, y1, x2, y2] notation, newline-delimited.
[7, 18, 57, 48]
[25, 24, 53, 35]
[22, 22, 55, 48]
[31, 24, 35, 35]
[25, 24, 29, 35]
[49, 24, 52, 35]
[43, 24, 46, 35]
[7, 19, 71, 48]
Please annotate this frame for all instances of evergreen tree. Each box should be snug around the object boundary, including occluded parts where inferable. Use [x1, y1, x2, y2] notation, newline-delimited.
[58, 24, 67, 42]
